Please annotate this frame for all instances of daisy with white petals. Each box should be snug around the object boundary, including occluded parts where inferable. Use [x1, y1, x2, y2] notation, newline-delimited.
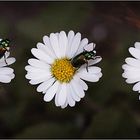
[0, 52, 16, 83]
[122, 42, 140, 99]
[25, 31, 102, 108]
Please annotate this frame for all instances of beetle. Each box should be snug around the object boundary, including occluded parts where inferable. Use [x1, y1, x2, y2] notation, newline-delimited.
[0, 39, 10, 64]
[71, 43, 101, 72]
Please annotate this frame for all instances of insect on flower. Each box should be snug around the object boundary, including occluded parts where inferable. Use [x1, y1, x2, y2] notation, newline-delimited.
[25, 31, 103, 108]
[71, 44, 101, 72]
[0, 39, 10, 65]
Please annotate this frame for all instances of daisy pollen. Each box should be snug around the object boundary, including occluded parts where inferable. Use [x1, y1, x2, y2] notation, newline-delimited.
[51, 58, 76, 83]
[25, 30, 102, 108]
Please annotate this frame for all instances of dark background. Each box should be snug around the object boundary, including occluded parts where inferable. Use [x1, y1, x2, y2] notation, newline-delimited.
[0, 1, 140, 138]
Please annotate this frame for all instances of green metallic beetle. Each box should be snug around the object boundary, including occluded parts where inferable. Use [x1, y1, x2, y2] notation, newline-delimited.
[71, 44, 101, 72]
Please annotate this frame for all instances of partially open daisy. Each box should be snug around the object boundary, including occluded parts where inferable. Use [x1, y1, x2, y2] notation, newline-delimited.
[122, 42, 140, 99]
[25, 31, 102, 108]
[0, 51, 16, 83]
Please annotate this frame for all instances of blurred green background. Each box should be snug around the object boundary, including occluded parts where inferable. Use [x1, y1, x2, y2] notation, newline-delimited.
[0, 1, 140, 138]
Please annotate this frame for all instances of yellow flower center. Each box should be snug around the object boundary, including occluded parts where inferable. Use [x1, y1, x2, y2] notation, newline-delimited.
[51, 58, 76, 83]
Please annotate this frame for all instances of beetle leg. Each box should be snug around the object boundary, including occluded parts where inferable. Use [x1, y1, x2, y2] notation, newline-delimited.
[83, 48, 86, 52]
[4, 54, 8, 65]
[3, 48, 10, 65]
[92, 56, 101, 60]
[85, 60, 89, 72]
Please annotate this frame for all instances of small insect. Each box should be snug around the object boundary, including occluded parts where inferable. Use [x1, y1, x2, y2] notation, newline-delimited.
[0, 39, 10, 65]
[71, 43, 101, 72]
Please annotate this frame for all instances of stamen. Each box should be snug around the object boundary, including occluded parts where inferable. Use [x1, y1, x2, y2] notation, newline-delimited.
[51, 58, 76, 83]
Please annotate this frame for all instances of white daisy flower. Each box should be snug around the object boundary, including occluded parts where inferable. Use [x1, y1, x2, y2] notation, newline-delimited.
[122, 42, 140, 99]
[25, 31, 102, 108]
[0, 51, 16, 83]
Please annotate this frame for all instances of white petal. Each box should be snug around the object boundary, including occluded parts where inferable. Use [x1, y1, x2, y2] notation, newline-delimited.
[25, 72, 51, 80]
[69, 32, 81, 58]
[69, 84, 80, 102]
[122, 71, 140, 79]
[25, 66, 50, 75]
[71, 78, 85, 98]
[97, 72, 103, 78]
[37, 77, 55, 92]
[84, 43, 96, 52]
[43, 35, 57, 58]
[0, 52, 10, 62]
[122, 64, 140, 72]
[66, 30, 75, 57]
[78, 72, 100, 82]
[79, 78, 88, 91]
[5, 52, 10, 58]
[0, 67, 13, 75]
[29, 75, 52, 85]
[67, 85, 75, 107]
[125, 57, 140, 68]
[134, 42, 140, 50]
[44, 81, 60, 102]
[31, 48, 53, 64]
[9, 73, 15, 79]
[43, 35, 52, 49]
[55, 32, 59, 38]
[59, 31, 68, 57]
[133, 82, 140, 91]
[6, 57, 16, 65]
[50, 33, 61, 58]
[0, 75, 12, 83]
[58, 83, 67, 106]
[37, 42, 56, 59]
[76, 38, 88, 55]
[126, 78, 140, 84]
[55, 85, 61, 107]
[79, 66, 101, 74]
[78, 66, 102, 82]
[37, 42, 46, 51]
[0, 57, 16, 67]
[129, 47, 140, 60]
[74, 74, 88, 91]
[61, 101, 68, 109]
[28, 59, 51, 70]
[88, 56, 102, 66]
